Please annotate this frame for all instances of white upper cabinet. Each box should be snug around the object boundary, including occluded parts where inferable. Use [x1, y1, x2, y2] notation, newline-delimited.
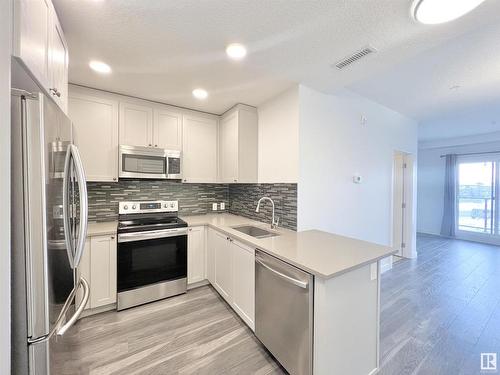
[69, 89, 119, 182]
[119, 102, 154, 147]
[220, 111, 239, 183]
[13, 0, 69, 112]
[48, 10, 68, 112]
[219, 105, 258, 183]
[154, 107, 182, 150]
[182, 114, 218, 183]
[13, 0, 51, 88]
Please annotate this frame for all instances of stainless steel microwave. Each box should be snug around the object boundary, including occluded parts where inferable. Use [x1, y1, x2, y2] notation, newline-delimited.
[119, 145, 182, 180]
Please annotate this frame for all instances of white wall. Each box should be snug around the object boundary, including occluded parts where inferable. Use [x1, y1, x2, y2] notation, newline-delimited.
[298, 86, 418, 251]
[257, 86, 299, 183]
[417, 139, 500, 235]
[0, 0, 11, 373]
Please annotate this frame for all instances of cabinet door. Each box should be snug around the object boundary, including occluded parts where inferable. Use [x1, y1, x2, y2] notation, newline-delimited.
[182, 115, 218, 183]
[220, 111, 239, 183]
[76, 238, 91, 311]
[187, 226, 206, 284]
[48, 11, 68, 112]
[90, 235, 117, 308]
[214, 231, 232, 302]
[119, 102, 153, 147]
[69, 92, 119, 181]
[206, 228, 216, 284]
[154, 108, 182, 150]
[14, 0, 51, 88]
[231, 240, 255, 330]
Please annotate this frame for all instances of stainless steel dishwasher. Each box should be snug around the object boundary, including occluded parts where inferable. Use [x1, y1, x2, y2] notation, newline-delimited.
[255, 250, 314, 375]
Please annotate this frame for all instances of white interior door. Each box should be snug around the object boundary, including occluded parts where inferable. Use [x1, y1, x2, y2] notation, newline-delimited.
[393, 152, 406, 256]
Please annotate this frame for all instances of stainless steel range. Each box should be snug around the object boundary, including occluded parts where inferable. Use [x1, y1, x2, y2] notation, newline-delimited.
[117, 200, 188, 310]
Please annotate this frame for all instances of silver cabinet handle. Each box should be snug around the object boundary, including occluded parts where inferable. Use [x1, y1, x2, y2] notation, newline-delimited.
[28, 277, 89, 344]
[255, 259, 308, 289]
[118, 228, 188, 243]
[50, 88, 61, 97]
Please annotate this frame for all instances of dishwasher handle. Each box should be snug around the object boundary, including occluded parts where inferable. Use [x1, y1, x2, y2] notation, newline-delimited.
[256, 258, 309, 289]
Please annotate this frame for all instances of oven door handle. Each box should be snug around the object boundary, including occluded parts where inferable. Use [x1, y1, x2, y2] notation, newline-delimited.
[118, 228, 188, 243]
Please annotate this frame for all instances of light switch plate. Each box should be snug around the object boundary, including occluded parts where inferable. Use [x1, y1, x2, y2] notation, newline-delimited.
[212, 203, 218, 211]
[220, 202, 225, 210]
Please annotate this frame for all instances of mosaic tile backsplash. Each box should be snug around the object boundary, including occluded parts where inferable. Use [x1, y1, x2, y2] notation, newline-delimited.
[228, 184, 297, 230]
[87, 181, 297, 230]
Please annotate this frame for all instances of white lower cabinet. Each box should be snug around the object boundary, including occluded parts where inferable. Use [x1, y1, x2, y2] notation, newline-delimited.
[231, 240, 255, 330]
[187, 226, 206, 284]
[213, 230, 233, 302]
[77, 234, 117, 313]
[206, 228, 216, 284]
[205, 228, 255, 331]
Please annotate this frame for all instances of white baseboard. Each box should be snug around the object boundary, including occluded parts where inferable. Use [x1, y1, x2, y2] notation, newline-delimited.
[80, 303, 116, 318]
[187, 279, 209, 290]
[379, 257, 393, 274]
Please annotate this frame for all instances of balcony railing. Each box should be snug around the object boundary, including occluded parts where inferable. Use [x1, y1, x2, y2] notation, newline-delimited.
[458, 196, 494, 233]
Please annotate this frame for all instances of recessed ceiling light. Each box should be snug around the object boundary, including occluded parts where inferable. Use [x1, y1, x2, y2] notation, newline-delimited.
[192, 88, 208, 100]
[225, 43, 247, 60]
[89, 60, 111, 74]
[412, 0, 486, 24]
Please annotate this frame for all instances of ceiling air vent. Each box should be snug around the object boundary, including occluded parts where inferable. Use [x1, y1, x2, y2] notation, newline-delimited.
[334, 46, 377, 70]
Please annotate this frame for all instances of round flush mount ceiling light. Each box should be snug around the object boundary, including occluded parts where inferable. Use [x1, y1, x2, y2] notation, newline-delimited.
[192, 88, 208, 100]
[225, 43, 247, 60]
[412, 0, 486, 24]
[89, 60, 111, 74]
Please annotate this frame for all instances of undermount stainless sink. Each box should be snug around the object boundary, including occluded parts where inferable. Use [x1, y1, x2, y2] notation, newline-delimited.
[231, 225, 280, 239]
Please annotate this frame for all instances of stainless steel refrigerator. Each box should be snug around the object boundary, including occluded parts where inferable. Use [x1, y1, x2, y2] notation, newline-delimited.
[11, 80, 90, 374]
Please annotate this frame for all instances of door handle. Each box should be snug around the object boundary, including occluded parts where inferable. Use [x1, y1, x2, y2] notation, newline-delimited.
[57, 277, 90, 336]
[28, 277, 89, 344]
[62, 145, 88, 269]
[70, 145, 88, 268]
[255, 259, 308, 289]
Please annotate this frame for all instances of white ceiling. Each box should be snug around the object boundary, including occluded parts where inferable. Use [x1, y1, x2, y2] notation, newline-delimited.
[54, 0, 500, 120]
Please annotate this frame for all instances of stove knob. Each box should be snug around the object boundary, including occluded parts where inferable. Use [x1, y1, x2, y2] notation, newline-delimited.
[132, 205, 137, 210]
[123, 205, 128, 210]
[170, 203, 175, 208]
[164, 203, 168, 208]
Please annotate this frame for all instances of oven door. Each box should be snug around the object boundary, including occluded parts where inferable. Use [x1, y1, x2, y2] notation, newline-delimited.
[119, 145, 168, 179]
[117, 228, 188, 293]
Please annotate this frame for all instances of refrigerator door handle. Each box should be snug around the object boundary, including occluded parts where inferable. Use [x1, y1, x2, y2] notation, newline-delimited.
[62, 146, 76, 268]
[57, 277, 89, 336]
[28, 277, 89, 344]
[62, 144, 88, 269]
[70, 145, 88, 268]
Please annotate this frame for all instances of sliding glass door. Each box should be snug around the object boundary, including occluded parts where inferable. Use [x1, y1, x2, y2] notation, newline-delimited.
[456, 156, 499, 242]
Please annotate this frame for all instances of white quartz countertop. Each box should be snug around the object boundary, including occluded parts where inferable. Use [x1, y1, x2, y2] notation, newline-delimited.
[181, 213, 396, 279]
[87, 221, 118, 236]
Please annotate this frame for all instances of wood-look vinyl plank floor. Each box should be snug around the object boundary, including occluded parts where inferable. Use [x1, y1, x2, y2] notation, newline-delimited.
[54, 234, 500, 375]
